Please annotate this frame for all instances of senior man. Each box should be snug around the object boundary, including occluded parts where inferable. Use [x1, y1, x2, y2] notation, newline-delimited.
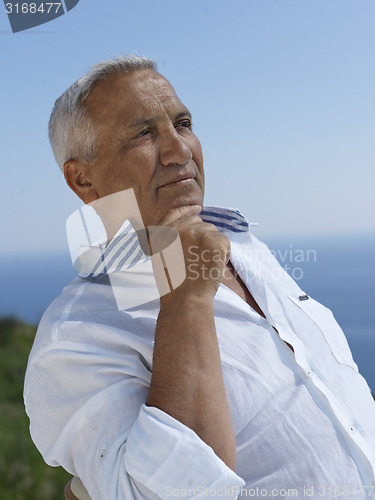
[25, 56, 375, 500]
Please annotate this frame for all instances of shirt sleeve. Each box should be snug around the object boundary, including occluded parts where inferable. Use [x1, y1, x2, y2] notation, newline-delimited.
[24, 326, 244, 500]
[124, 405, 244, 498]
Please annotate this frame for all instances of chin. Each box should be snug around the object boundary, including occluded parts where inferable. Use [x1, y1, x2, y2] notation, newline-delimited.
[169, 197, 203, 211]
[170, 188, 204, 208]
[143, 192, 204, 226]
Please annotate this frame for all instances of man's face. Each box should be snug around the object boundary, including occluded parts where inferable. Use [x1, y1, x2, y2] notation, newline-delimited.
[83, 69, 205, 227]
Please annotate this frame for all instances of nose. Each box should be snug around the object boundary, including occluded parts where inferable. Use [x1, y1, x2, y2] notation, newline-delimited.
[159, 128, 192, 167]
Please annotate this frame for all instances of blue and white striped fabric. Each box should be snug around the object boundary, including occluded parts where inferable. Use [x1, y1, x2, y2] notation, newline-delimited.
[201, 206, 250, 233]
[82, 221, 147, 279]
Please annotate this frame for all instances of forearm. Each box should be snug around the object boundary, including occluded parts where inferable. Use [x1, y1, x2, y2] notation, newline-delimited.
[146, 290, 237, 471]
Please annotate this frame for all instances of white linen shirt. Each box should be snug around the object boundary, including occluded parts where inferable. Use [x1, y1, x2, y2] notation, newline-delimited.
[24, 207, 375, 500]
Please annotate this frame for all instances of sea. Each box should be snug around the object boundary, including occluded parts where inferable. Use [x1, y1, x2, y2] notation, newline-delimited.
[1, 234, 374, 390]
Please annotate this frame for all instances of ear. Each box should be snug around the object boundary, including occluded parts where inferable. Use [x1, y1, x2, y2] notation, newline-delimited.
[64, 160, 99, 204]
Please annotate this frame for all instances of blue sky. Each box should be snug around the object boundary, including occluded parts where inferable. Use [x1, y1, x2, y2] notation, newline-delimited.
[1, 0, 374, 256]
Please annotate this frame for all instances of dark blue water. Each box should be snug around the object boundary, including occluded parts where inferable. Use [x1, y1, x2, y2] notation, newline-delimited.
[1, 235, 374, 388]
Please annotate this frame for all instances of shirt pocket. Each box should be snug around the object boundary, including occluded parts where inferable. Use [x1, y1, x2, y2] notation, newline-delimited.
[288, 294, 358, 370]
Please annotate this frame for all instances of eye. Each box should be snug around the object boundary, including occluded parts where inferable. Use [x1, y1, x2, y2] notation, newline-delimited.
[176, 119, 192, 130]
[136, 128, 151, 138]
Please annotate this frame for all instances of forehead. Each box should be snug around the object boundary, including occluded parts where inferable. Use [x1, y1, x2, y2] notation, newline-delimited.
[84, 69, 187, 125]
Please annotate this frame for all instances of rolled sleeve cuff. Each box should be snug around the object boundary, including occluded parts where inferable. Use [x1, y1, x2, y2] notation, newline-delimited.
[124, 404, 244, 499]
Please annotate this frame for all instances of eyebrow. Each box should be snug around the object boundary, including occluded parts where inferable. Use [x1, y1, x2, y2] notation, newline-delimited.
[128, 110, 192, 129]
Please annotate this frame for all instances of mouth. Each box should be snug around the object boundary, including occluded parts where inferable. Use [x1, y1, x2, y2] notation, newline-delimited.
[158, 173, 196, 189]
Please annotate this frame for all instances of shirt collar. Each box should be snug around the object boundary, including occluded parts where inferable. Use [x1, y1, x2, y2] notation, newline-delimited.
[201, 206, 251, 233]
[73, 206, 254, 279]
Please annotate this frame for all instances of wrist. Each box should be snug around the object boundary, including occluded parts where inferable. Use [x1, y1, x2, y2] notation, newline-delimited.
[160, 287, 214, 310]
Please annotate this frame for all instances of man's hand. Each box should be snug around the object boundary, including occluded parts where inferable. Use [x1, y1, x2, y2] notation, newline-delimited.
[150, 205, 231, 300]
[146, 205, 237, 472]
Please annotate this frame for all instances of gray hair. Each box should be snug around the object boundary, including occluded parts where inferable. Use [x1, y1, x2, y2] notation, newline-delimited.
[49, 55, 157, 171]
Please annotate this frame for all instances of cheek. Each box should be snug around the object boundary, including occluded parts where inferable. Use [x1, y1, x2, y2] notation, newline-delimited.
[193, 145, 204, 186]
[98, 156, 142, 192]
[115, 155, 158, 203]
[191, 137, 204, 168]
[129, 152, 160, 191]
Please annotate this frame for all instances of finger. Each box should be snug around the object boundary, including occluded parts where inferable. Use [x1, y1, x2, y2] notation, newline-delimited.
[217, 234, 231, 264]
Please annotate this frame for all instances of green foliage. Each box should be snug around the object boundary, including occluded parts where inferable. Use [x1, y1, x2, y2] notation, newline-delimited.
[0, 318, 71, 500]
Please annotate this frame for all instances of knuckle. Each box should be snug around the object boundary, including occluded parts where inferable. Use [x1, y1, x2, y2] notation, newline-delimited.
[219, 233, 230, 245]
[185, 227, 198, 239]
